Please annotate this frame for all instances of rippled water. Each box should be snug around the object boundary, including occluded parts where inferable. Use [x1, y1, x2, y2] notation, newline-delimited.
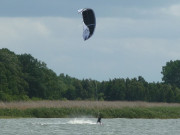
[1, 118, 180, 135]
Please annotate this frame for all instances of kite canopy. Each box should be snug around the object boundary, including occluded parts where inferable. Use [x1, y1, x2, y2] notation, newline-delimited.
[78, 8, 96, 41]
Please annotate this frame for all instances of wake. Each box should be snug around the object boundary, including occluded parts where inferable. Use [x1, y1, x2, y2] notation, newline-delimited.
[32, 118, 97, 126]
[67, 118, 96, 125]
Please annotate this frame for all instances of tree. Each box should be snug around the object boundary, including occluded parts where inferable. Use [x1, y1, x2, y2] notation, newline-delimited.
[107, 79, 126, 100]
[18, 53, 63, 99]
[162, 60, 180, 88]
[0, 48, 28, 101]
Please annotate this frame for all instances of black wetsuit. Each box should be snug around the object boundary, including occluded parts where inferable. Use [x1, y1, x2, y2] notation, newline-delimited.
[97, 117, 101, 123]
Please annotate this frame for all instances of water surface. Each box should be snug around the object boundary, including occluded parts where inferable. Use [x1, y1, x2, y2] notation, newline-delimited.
[1, 118, 180, 135]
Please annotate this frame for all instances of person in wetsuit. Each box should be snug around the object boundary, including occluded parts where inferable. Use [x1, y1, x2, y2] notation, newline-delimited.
[97, 113, 102, 124]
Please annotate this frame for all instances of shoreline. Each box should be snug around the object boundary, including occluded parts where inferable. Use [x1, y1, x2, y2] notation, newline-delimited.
[0, 101, 180, 119]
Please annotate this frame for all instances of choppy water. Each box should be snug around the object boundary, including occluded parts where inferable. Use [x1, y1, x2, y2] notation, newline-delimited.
[1, 118, 180, 135]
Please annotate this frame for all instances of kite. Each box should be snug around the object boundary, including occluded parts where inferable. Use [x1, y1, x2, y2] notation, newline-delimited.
[78, 8, 96, 41]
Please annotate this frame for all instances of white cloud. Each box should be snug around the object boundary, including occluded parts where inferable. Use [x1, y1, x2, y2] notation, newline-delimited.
[161, 4, 180, 17]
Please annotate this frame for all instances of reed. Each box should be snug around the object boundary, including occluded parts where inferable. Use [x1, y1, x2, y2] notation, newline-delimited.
[0, 101, 180, 118]
[0, 107, 180, 119]
[0, 101, 180, 109]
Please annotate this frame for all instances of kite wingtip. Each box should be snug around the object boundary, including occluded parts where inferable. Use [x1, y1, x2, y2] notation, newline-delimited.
[78, 9, 83, 14]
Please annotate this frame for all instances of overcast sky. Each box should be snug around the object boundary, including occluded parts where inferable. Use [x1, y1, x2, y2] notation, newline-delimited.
[0, 0, 180, 82]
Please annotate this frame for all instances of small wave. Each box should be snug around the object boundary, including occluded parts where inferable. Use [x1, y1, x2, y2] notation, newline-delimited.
[31, 122, 64, 126]
[67, 118, 96, 125]
[31, 122, 66, 126]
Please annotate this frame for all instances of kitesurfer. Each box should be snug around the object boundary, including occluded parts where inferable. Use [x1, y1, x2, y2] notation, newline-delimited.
[97, 113, 102, 124]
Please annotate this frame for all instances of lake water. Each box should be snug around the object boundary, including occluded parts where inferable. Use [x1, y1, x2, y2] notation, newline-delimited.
[1, 118, 180, 135]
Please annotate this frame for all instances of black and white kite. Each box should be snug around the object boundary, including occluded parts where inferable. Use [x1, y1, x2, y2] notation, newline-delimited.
[78, 8, 96, 41]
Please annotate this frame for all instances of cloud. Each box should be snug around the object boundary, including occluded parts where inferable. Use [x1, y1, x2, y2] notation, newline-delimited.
[0, 16, 180, 82]
[0, 18, 50, 42]
[161, 4, 180, 17]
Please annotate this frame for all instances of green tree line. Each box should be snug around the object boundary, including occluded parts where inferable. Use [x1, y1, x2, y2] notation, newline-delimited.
[1, 48, 180, 102]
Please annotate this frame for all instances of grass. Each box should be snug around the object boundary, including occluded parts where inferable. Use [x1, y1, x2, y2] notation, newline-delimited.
[0, 101, 180, 118]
